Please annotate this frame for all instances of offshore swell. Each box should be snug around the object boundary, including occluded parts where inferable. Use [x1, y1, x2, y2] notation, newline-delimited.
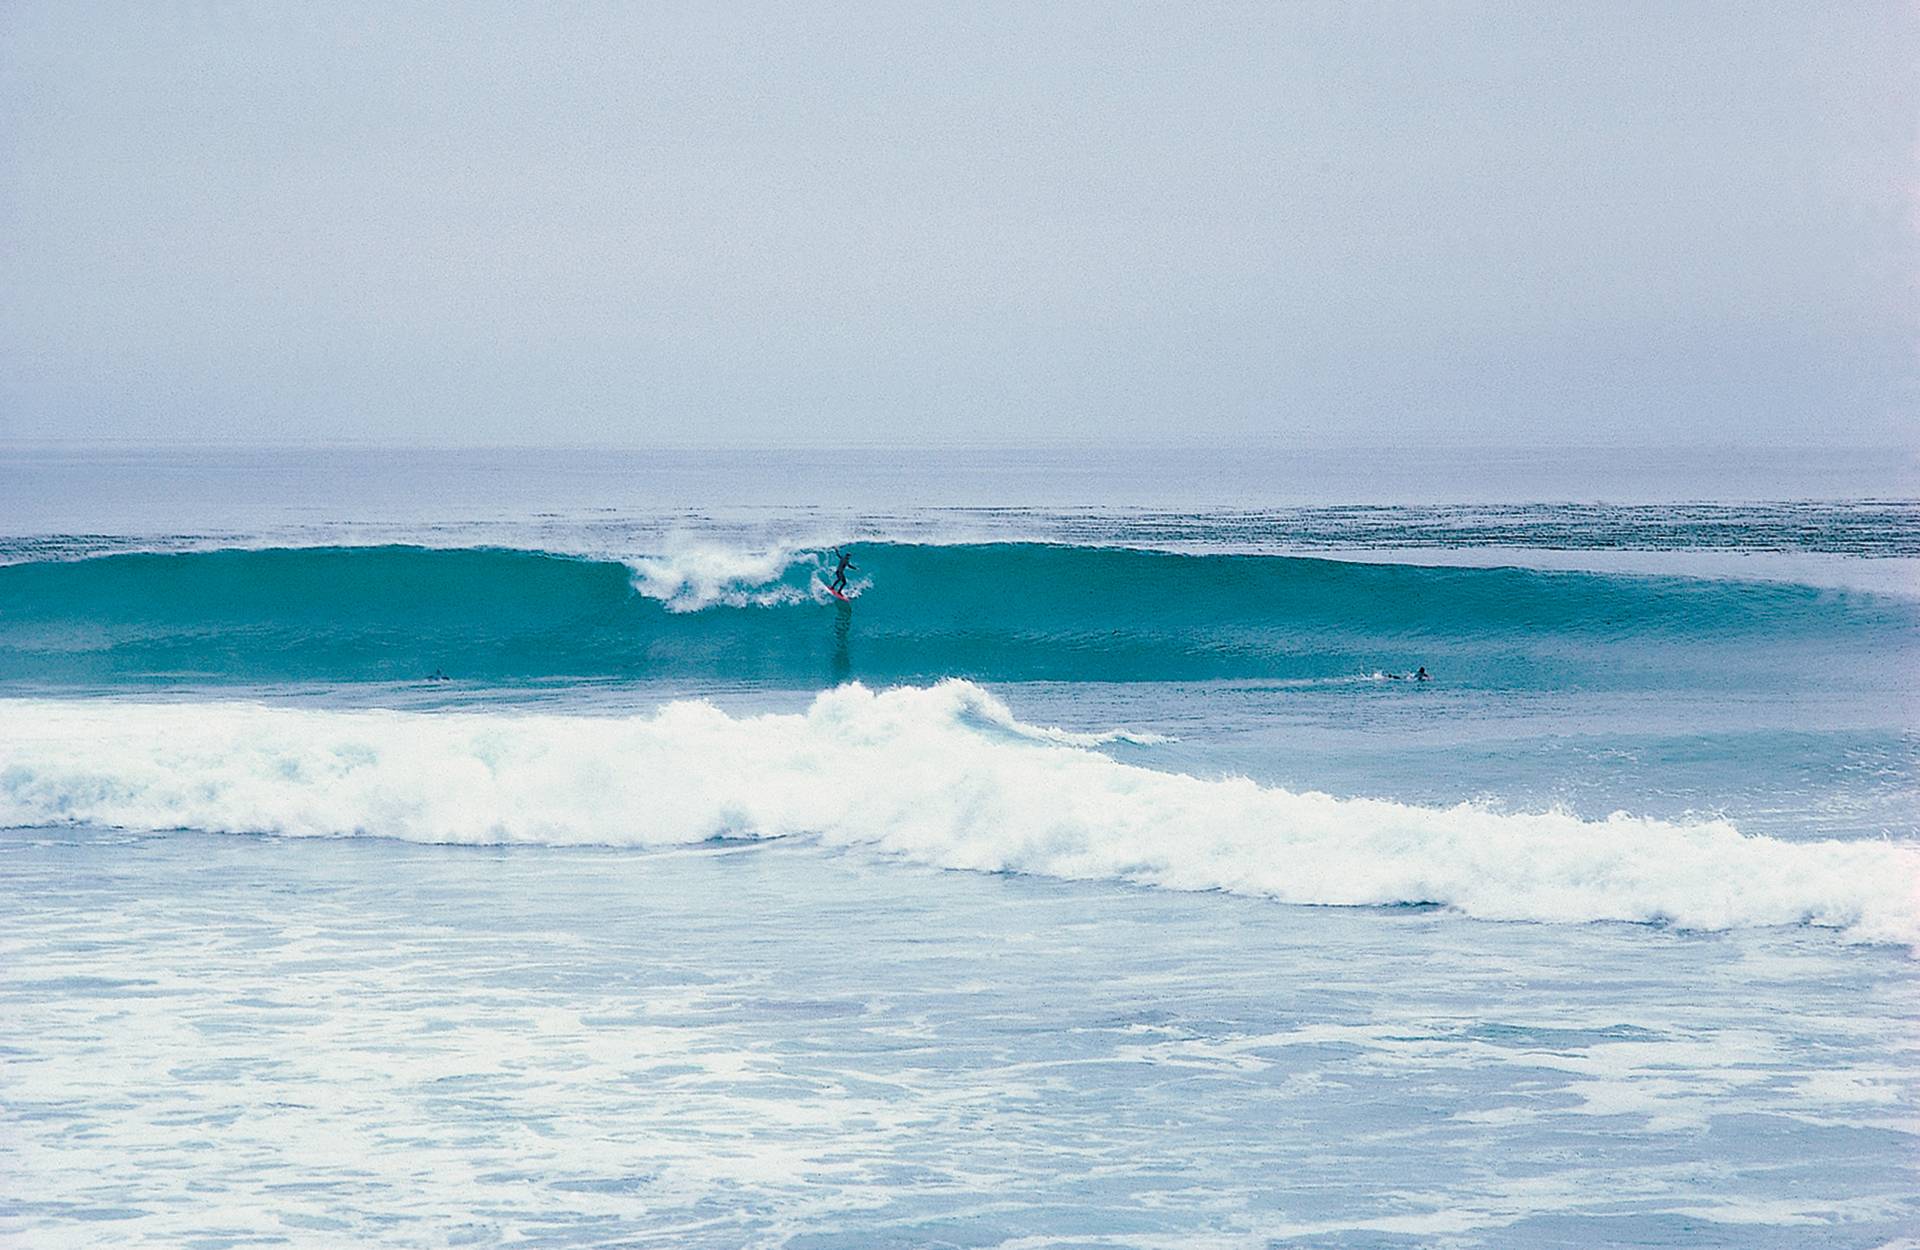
[1, 540, 1913, 688]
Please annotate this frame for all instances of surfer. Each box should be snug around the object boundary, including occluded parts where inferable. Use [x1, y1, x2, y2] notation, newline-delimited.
[829, 548, 856, 594]
[1415, 666, 1430, 682]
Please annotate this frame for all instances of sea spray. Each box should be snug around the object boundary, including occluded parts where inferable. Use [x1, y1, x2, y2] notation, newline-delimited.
[625, 544, 829, 611]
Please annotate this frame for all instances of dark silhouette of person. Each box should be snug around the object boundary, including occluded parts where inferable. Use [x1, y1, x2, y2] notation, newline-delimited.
[830, 548, 856, 593]
[1414, 666, 1430, 681]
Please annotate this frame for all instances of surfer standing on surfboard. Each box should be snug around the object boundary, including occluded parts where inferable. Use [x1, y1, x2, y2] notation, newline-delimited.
[829, 548, 856, 595]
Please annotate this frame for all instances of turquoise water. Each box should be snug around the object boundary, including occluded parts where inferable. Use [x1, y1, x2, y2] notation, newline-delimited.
[1, 447, 1916, 1248]
[3, 542, 1913, 691]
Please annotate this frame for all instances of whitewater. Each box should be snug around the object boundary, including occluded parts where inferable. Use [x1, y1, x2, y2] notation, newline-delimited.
[3, 446, 1918, 1249]
[3, 685, 1914, 945]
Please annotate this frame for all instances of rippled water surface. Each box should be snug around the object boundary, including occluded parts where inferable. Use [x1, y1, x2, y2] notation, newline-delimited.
[6, 824, 1917, 1249]
[2, 446, 1915, 1248]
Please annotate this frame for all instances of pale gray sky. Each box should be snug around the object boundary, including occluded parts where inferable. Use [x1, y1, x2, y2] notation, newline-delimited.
[1, 2, 1913, 446]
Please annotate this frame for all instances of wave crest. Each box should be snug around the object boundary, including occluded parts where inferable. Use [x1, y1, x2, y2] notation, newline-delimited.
[624, 545, 818, 611]
[2, 542, 1911, 689]
[1, 683, 1911, 947]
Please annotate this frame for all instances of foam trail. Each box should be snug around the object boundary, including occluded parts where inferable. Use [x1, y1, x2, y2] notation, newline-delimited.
[623, 543, 875, 610]
[0, 684, 1913, 946]
[945, 680, 1173, 745]
[624, 544, 816, 611]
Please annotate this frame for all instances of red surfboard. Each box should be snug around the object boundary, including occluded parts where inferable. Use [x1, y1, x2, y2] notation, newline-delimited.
[825, 584, 852, 603]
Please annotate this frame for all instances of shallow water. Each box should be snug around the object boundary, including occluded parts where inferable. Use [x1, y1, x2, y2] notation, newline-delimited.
[5, 824, 1917, 1249]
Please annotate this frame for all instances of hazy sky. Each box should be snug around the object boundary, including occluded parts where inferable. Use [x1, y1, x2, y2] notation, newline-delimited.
[1, 2, 1913, 446]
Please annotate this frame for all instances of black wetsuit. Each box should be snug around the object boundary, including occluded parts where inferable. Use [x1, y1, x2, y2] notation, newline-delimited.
[831, 553, 854, 592]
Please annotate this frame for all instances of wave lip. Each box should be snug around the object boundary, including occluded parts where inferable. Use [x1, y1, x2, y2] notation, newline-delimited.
[625, 544, 829, 611]
[1, 682, 1912, 948]
[0, 541, 1913, 689]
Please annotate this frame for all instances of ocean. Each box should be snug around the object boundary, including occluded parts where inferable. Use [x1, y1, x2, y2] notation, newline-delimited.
[2, 445, 1916, 1249]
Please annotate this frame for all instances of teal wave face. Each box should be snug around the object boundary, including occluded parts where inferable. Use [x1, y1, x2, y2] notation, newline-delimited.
[0, 543, 1912, 690]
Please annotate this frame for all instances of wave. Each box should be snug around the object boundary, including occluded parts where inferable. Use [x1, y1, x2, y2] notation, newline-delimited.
[0, 682, 1912, 946]
[626, 543, 860, 611]
[0, 542, 1911, 689]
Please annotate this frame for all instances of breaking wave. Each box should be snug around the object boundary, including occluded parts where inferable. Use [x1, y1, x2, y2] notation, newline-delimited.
[1, 683, 1912, 946]
[0, 542, 1910, 689]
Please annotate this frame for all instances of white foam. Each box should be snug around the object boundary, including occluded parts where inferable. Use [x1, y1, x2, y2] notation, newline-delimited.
[945, 681, 1172, 746]
[1, 683, 1913, 946]
[622, 543, 819, 611]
